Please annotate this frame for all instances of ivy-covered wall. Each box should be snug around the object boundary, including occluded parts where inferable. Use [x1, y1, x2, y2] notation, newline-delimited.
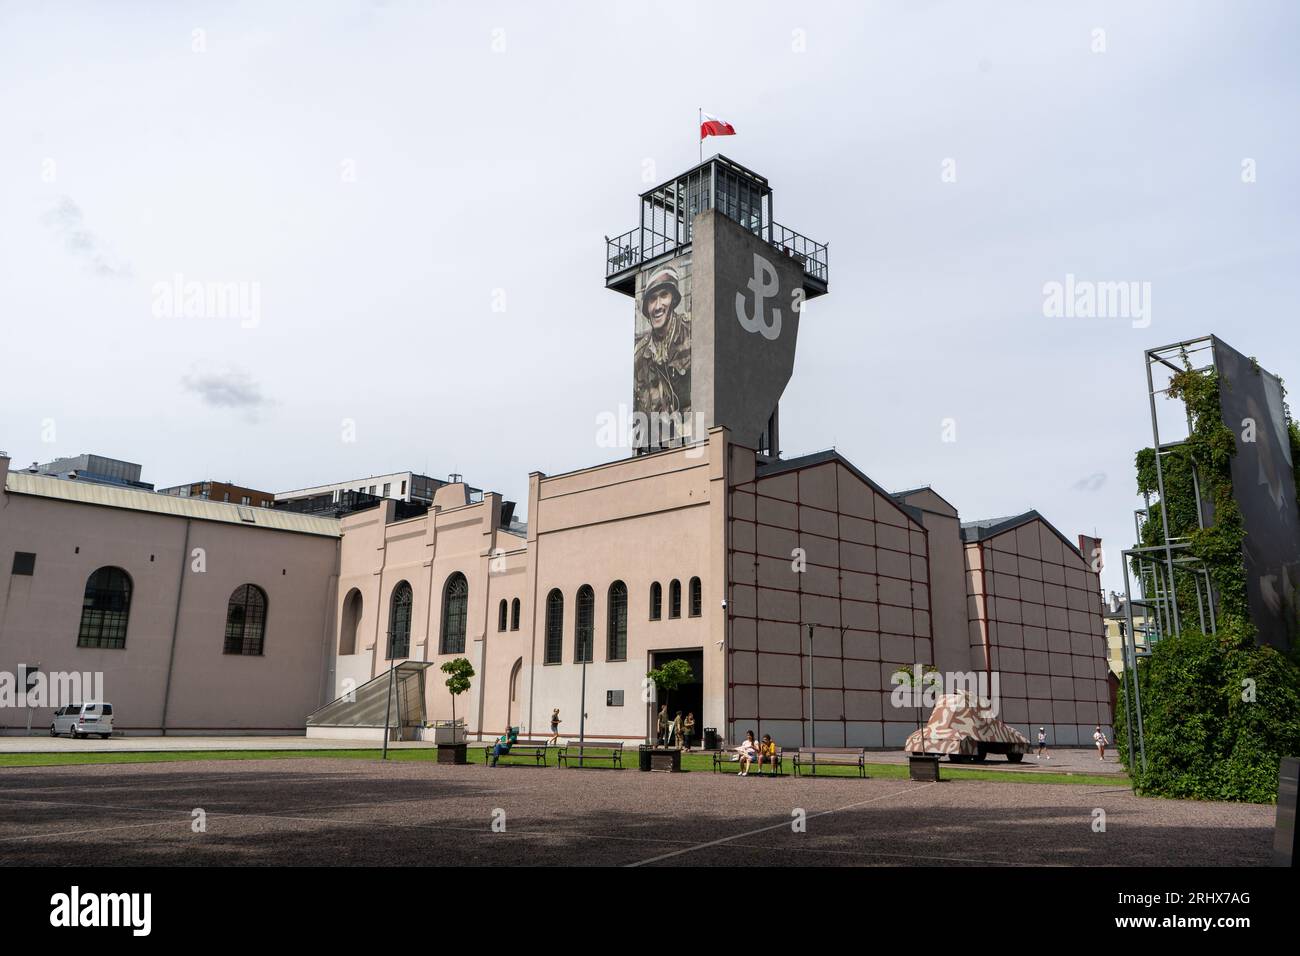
[1123, 353, 1300, 801]
[1133, 369, 1251, 641]
[1116, 631, 1300, 802]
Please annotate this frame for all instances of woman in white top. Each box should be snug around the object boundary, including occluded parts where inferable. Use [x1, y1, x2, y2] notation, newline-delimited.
[1093, 725, 1108, 761]
[736, 731, 758, 776]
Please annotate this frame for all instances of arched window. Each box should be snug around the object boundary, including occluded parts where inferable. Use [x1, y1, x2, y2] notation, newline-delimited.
[77, 566, 132, 648]
[669, 579, 682, 619]
[224, 584, 267, 655]
[649, 581, 662, 621]
[387, 581, 413, 659]
[508, 656, 523, 727]
[440, 573, 468, 654]
[510, 597, 520, 631]
[544, 589, 563, 664]
[689, 576, 702, 617]
[498, 598, 508, 632]
[339, 589, 362, 655]
[574, 585, 594, 663]
[607, 581, 628, 661]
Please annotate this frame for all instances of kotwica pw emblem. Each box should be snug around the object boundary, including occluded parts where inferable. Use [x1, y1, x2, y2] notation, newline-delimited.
[735, 252, 782, 341]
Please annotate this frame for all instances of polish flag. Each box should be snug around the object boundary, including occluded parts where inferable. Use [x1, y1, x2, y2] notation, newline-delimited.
[700, 112, 736, 141]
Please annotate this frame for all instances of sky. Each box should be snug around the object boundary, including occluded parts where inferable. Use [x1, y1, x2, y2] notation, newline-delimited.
[1, 0, 1297, 595]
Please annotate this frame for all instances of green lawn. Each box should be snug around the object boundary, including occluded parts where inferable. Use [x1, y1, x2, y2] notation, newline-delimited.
[0, 746, 1127, 786]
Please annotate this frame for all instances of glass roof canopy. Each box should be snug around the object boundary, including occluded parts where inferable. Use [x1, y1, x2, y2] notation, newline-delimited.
[306, 661, 431, 729]
[604, 154, 828, 299]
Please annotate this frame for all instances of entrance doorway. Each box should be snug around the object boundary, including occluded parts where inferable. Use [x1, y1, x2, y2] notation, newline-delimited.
[649, 648, 704, 745]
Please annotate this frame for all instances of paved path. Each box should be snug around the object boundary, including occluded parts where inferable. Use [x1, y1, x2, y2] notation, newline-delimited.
[0, 756, 1268, 866]
[0, 735, 436, 753]
[865, 747, 1128, 776]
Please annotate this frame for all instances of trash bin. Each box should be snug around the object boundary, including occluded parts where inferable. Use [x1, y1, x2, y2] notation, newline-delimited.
[638, 745, 653, 772]
[703, 727, 720, 751]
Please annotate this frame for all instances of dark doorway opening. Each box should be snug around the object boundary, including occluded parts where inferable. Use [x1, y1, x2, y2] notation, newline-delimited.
[649, 648, 703, 746]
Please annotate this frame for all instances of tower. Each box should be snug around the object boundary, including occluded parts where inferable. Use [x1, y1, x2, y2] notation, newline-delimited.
[605, 155, 829, 457]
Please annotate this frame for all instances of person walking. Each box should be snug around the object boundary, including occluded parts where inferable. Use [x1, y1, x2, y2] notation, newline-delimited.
[1036, 727, 1051, 760]
[1093, 725, 1108, 761]
[672, 711, 683, 750]
[682, 712, 696, 750]
[656, 705, 669, 746]
[548, 708, 561, 746]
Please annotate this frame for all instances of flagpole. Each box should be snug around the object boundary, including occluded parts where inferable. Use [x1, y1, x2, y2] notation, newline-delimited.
[698, 106, 702, 163]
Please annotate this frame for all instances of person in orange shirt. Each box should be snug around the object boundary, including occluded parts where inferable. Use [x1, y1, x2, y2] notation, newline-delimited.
[756, 734, 779, 776]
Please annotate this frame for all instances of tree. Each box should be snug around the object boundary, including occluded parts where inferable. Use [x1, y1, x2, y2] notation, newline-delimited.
[647, 658, 693, 714]
[440, 658, 475, 739]
[891, 663, 939, 752]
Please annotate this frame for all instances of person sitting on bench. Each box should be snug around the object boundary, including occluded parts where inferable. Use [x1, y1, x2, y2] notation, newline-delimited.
[490, 726, 519, 767]
[736, 731, 759, 776]
[756, 734, 778, 775]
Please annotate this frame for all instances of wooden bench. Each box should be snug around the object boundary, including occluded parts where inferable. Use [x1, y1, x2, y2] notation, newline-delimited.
[557, 741, 624, 769]
[792, 746, 867, 777]
[712, 746, 785, 775]
[482, 739, 551, 766]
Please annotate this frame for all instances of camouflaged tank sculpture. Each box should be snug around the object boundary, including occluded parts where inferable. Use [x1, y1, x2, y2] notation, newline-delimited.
[903, 690, 1031, 763]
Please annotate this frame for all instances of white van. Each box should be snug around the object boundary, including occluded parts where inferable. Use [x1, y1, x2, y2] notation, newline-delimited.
[50, 702, 114, 739]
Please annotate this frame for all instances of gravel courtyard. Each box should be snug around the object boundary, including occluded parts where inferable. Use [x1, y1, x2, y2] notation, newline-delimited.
[0, 757, 1274, 867]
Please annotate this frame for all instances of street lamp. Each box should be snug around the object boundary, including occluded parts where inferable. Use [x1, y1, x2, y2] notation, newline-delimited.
[578, 638, 589, 745]
[807, 624, 815, 748]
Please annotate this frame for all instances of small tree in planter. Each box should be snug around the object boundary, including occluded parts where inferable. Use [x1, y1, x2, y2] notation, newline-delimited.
[891, 663, 939, 761]
[440, 658, 475, 755]
[647, 658, 693, 745]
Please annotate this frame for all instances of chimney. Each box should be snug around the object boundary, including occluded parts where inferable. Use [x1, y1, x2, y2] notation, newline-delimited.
[1078, 534, 1103, 574]
[0, 451, 9, 493]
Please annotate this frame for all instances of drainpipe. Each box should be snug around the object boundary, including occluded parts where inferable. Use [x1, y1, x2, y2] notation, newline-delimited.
[159, 519, 193, 735]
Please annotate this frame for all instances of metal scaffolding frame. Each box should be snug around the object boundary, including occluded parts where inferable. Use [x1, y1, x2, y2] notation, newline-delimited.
[1120, 336, 1221, 772]
[604, 154, 829, 298]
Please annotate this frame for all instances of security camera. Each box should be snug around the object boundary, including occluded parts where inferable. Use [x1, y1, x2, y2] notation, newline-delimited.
[720, 598, 728, 608]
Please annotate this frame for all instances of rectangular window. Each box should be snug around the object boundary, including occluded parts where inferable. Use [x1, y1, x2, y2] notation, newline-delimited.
[606, 690, 624, 707]
[78, 614, 129, 649]
[383, 483, 391, 497]
[401, 480, 407, 495]
[11, 552, 36, 576]
[240, 495, 251, 506]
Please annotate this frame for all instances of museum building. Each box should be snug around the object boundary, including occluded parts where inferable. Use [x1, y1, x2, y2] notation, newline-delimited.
[0, 156, 1113, 746]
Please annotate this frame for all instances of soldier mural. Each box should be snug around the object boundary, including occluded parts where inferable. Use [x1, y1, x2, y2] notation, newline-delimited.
[633, 257, 692, 447]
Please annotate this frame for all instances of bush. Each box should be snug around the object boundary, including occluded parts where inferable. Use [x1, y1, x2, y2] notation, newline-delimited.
[1116, 630, 1300, 802]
